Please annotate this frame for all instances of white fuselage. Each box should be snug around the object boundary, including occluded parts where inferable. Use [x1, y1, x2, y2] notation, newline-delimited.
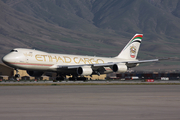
[2, 48, 131, 73]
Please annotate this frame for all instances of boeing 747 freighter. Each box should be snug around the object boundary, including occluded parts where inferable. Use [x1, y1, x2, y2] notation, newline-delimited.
[2, 34, 159, 80]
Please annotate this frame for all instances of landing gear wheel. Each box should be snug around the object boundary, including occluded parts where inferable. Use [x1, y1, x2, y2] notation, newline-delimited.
[69, 76, 77, 81]
[69, 76, 87, 81]
[77, 77, 87, 81]
[15, 74, 20, 78]
[56, 76, 64, 81]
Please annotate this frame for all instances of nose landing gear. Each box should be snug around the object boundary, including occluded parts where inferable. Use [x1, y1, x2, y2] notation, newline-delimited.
[15, 69, 20, 79]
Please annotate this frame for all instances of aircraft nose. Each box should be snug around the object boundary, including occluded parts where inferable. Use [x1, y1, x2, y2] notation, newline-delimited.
[2, 54, 16, 64]
[2, 55, 11, 63]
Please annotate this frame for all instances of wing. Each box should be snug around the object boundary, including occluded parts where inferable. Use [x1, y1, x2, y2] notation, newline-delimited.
[50, 59, 160, 69]
[49, 58, 163, 76]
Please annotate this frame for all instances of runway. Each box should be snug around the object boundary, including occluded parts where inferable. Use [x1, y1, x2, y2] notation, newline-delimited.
[0, 85, 180, 120]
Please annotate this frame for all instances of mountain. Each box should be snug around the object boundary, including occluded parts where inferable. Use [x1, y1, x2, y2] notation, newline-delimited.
[0, 0, 180, 70]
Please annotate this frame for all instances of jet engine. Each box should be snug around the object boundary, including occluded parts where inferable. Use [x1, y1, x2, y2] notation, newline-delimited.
[112, 64, 127, 73]
[27, 70, 44, 77]
[77, 66, 93, 76]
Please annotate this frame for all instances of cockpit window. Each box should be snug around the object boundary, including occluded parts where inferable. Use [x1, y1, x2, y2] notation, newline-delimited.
[10, 50, 18, 52]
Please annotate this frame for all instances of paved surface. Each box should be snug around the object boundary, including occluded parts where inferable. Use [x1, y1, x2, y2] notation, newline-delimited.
[1, 80, 180, 84]
[0, 85, 180, 120]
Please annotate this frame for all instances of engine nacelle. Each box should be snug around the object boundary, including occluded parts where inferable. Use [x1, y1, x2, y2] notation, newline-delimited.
[27, 70, 44, 77]
[113, 64, 127, 73]
[77, 66, 93, 76]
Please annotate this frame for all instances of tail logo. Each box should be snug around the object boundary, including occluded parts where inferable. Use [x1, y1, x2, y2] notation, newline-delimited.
[130, 46, 136, 58]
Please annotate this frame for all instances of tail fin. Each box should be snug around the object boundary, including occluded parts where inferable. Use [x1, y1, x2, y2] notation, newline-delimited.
[115, 34, 143, 60]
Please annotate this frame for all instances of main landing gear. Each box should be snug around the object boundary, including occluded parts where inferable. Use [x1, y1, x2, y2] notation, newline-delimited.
[56, 76, 65, 81]
[68, 76, 88, 81]
[56, 73, 88, 81]
[56, 73, 65, 81]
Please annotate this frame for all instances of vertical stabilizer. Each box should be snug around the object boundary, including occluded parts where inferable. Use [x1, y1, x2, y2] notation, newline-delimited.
[116, 34, 143, 60]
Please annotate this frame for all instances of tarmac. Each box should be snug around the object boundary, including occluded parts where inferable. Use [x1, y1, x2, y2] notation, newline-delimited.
[0, 80, 180, 84]
[0, 85, 180, 120]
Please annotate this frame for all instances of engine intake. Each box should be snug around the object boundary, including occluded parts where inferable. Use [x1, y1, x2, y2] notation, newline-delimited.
[77, 66, 93, 76]
[113, 64, 127, 73]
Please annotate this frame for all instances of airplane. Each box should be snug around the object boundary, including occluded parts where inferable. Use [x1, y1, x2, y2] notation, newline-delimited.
[2, 34, 159, 80]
